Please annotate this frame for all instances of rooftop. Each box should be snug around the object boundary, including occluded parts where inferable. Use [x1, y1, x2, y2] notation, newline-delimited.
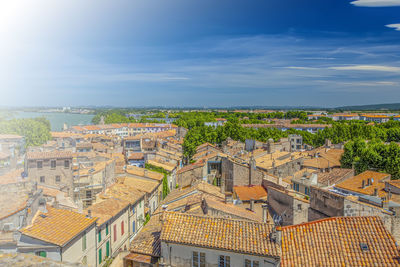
[118, 176, 160, 193]
[281, 216, 400, 266]
[26, 151, 73, 160]
[335, 170, 390, 197]
[130, 213, 161, 257]
[20, 206, 97, 247]
[86, 198, 130, 226]
[233, 185, 267, 201]
[160, 212, 280, 258]
[316, 168, 353, 186]
[126, 165, 164, 181]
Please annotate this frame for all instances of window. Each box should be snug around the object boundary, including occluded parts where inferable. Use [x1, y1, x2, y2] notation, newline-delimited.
[64, 160, 70, 168]
[51, 160, 56, 169]
[305, 187, 309, 195]
[35, 251, 47, 258]
[113, 224, 117, 242]
[132, 206, 135, 215]
[192, 251, 205, 267]
[106, 223, 109, 235]
[98, 248, 102, 264]
[297, 204, 302, 211]
[40, 176, 45, 183]
[82, 232, 87, 251]
[98, 230, 102, 243]
[55, 175, 61, 183]
[121, 221, 124, 235]
[219, 255, 230, 267]
[37, 161, 43, 169]
[245, 259, 259, 267]
[132, 221, 136, 233]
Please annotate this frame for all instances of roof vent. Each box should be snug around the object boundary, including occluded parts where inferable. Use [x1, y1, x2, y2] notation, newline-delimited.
[39, 214, 47, 219]
[360, 242, 369, 252]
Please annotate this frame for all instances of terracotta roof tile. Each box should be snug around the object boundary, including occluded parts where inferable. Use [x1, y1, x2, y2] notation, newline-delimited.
[335, 170, 390, 197]
[160, 212, 280, 258]
[281, 216, 400, 266]
[233, 185, 267, 201]
[26, 151, 73, 160]
[20, 206, 97, 246]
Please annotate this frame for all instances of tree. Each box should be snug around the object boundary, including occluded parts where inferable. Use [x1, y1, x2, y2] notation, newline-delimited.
[162, 174, 170, 199]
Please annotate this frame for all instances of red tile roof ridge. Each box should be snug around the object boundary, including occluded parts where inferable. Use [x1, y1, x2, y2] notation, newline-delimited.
[281, 215, 381, 230]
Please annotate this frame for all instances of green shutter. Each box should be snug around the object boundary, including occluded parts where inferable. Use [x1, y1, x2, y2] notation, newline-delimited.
[99, 248, 102, 264]
[98, 231, 101, 242]
[106, 241, 110, 257]
[106, 224, 109, 235]
[39, 251, 47, 258]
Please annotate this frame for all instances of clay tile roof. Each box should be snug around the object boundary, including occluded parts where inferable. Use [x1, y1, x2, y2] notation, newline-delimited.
[26, 151, 73, 160]
[177, 162, 205, 174]
[128, 152, 145, 160]
[130, 214, 161, 256]
[0, 134, 23, 139]
[20, 206, 97, 247]
[233, 185, 267, 201]
[281, 216, 400, 266]
[316, 168, 353, 186]
[146, 160, 176, 172]
[119, 177, 160, 193]
[204, 197, 262, 222]
[160, 212, 281, 258]
[102, 183, 145, 204]
[335, 170, 390, 197]
[126, 166, 164, 181]
[85, 198, 130, 226]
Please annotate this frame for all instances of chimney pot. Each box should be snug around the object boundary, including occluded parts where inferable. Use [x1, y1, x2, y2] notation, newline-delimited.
[362, 180, 365, 189]
[87, 209, 92, 218]
[250, 199, 254, 211]
[262, 203, 270, 223]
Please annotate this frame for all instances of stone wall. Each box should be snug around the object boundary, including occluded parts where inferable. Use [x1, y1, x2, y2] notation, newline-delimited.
[267, 186, 309, 226]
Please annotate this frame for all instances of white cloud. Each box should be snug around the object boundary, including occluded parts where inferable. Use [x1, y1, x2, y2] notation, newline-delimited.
[329, 65, 400, 72]
[281, 66, 318, 70]
[386, 24, 400, 31]
[350, 0, 400, 7]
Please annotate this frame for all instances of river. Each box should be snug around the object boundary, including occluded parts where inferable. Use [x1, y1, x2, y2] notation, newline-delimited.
[12, 112, 94, 131]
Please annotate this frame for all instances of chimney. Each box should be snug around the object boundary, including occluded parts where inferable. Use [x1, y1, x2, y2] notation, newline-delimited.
[382, 198, 389, 210]
[388, 189, 392, 200]
[53, 200, 59, 209]
[270, 226, 282, 246]
[362, 180, 365, 189]
[224, 193, 233, 204]
[250, 199, 254, 211]
[160, 205, 168, 222]
[278, 176, 282, 186]
[86, 209, 92, 218]
[373, 188, 378, 196]
[262, 203, 270, 223]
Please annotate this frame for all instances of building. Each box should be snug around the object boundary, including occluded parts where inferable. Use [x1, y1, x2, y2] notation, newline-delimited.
[329, 113, 360, 121]
[159, 212, 281, 267]
[86, 198, 131, 266]
[266, 184, 310, 226]
[308, 186, 400, 242]
[281, 216, 400, 266]
[334, 170, 391, 198]
[0, 134, 24, 174]
[25, 151, 73, 197]
[100, 183, 146, 238]
[360, 114, 390, 123]
[18, 206, 97, 266]
[302, 148, 343, 172]
[127, 152, 145, 167]
[119, 177, 161, 215]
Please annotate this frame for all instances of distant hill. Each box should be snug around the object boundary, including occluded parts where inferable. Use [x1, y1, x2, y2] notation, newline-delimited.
[335, 103, 400, 111]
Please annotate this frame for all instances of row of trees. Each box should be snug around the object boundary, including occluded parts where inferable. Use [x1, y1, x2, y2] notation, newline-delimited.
[341, 139, 400, 179]
[145, 163, 170, 199]
[0, 118, 51, 147]
[182, 118, 400, 180]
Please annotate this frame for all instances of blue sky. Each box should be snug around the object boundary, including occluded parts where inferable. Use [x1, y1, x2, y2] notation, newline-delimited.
[1, 0, 400, 107]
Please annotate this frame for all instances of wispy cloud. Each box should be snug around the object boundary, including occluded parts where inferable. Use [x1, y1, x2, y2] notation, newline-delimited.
[329, 64, 400, 72]
[350, 0, 400, 7]
[386, 24, 400, 31]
